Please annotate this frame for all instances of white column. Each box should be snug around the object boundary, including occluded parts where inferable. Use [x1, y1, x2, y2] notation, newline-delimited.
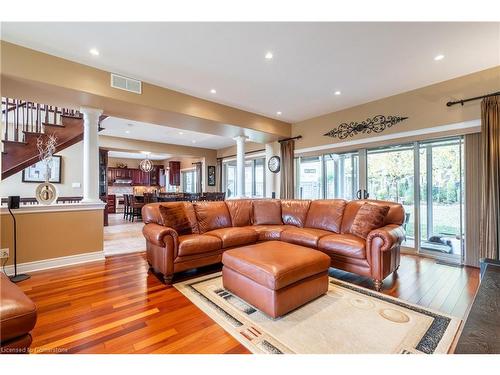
[234, 135, 247, 198]
[80, 107, 103, 203]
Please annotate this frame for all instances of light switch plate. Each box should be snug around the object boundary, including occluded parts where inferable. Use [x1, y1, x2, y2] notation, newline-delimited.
[0, 248, 9, 259]
[72, 182, 81, 188]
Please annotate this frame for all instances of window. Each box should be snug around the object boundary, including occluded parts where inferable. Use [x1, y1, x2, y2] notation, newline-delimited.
[296, 156, 323, 199]
[181, 170, 197, 193]
[223, 157, 265, 198]
[324, 152, 359, 200]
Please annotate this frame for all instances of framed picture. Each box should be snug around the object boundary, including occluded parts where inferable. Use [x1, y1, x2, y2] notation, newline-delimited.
[207, 165, 216, 186]
[22, 155, 62, 183]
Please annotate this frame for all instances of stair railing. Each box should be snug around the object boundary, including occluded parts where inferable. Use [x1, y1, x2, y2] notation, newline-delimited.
[1, 97, 81, 144]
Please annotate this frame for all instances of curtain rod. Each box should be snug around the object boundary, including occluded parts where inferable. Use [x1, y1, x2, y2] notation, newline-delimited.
[278, 135, 302, 143]
[446, 91, 500, 107]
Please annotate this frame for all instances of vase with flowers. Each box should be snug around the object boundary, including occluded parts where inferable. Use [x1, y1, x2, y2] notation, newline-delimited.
[35, 133, 59, 205]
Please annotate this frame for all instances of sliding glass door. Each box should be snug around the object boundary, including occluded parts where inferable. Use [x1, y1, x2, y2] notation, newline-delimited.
[294, 136, 465, 261]
[361, 137, 464, 261]
[418, 138, 463, 260]
[366, 144, 416, 248]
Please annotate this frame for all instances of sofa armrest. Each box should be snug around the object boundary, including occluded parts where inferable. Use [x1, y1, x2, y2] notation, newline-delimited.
[142, 223, 179, 248]
[367, 224, 405, 252]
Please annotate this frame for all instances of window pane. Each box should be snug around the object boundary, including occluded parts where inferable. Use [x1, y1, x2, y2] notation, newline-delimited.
[325, 153, 358, 200]
[244, 161, 253, 197]
[367, 145, 414, 248]
[419, 138, 463, 257]
[298, 156, 322, 199]
[254, 158, 265, 198]
[224, 162, 236, 198]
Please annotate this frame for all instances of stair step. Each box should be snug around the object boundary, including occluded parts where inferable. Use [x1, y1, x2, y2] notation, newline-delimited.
[2, 139, 28, 145]
[61, 114, 83, 120]
[23, 131, 44, 136]
[43, 122, 65, 128]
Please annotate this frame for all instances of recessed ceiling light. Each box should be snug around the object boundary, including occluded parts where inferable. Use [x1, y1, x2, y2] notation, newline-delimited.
[192, 140, 197, 144]
[265, 52, 273, 60]
[125, 130, 130, 134]
[210, 89, 216, 94]
[178, 131, 184, 135]
[89, 48, 99, 56]
[334, 91, 341, 96]
[276, 111, 282, 116]
[434, 54, 445, 61]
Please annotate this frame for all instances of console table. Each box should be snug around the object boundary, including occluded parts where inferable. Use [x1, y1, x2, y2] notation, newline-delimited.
[454, 258, 500, 353]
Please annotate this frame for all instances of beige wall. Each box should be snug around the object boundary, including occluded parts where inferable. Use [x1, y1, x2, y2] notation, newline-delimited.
[1, 41, 291, 143]
[0, 141, 84, 198]
[293, 66, 500, 152]
[0, 208, 103, 265]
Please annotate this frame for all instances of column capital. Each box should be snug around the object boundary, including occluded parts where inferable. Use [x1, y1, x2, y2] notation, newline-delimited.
[80, 107, 103, 117]
[233, 135, 248, 143]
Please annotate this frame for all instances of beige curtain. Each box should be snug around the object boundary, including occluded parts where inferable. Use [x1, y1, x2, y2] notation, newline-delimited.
[280, 139, 295, 199]
[464, 133, 482, 266]
[479, 96, 500, 260]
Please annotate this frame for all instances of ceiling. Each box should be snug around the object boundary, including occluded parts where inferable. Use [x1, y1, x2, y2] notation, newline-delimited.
[107, 150, 172, 160]
[1, 22, 499, 122]
[100, 116, 236, 149]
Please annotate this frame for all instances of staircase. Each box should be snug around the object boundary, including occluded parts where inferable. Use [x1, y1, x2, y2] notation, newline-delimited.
[1, 98, 106, 180]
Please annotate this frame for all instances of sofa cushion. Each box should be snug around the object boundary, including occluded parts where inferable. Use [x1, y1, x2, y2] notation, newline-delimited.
[350, 203, 390, 238]
[177, 234, 222, 257]
[318, 233, 366, 259]
[222, 241, 331, 290]
[305, 199, 346, 233]
[158, 203, 193, 235]
[280, 227, 332, 248]
[193, 201, 232, 233]
[253, 200, 282, 225]
[225, 200, 253, 227]
[281, 200, 311, 227]
[205, 227, 258, 248]
[248, 225, 294, 241]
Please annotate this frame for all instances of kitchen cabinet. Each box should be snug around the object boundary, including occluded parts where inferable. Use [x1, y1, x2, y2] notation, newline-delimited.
[107, 166, 163, 186]
[169, 161, 181, 186]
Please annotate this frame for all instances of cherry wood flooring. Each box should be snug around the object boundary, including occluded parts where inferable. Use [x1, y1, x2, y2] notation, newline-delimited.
[17, 252, 479, 354]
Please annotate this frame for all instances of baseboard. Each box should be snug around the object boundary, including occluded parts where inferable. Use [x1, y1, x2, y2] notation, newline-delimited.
[3, 251, 105, 276]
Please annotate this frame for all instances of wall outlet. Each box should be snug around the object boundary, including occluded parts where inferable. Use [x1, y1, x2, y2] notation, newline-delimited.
[0, 248, 9, 259]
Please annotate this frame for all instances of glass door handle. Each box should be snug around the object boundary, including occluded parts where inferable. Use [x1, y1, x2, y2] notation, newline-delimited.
[363, 190, 370, 199]
[356, 190, 362, 199]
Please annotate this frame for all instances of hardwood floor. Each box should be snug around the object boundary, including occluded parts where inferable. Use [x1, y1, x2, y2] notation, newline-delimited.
[17, 252, 479, 354]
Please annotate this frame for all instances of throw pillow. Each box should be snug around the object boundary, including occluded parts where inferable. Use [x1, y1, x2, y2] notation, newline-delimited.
[158, 203, 193, 235]
[350, 203, 390, 238]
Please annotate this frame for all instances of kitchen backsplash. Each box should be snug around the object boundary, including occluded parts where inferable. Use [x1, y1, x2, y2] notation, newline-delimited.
[108, 186, 133, 195]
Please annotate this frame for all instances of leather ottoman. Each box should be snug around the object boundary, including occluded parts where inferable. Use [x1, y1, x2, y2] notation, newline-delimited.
[222, 241, 330, 318]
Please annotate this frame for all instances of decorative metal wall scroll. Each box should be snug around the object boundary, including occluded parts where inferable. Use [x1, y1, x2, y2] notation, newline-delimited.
[323, 115, 408, 139]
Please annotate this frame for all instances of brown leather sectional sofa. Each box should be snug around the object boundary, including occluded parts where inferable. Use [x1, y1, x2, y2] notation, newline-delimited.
[142, 199, 405, 291]
[0, 273, 37, 354]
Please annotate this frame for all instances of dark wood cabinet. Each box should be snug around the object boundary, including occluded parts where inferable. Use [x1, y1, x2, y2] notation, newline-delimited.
[107, 166, 163, 186]
[169, 161, 181, 186]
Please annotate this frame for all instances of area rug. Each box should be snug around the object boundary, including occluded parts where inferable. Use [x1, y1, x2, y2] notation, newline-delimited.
[175, 273, 461, 354]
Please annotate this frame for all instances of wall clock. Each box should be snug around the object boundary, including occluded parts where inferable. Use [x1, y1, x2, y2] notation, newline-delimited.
[268, 156, 281, 173]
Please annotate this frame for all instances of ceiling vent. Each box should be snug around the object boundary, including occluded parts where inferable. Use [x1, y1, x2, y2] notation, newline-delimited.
[110, 73, 142, 94]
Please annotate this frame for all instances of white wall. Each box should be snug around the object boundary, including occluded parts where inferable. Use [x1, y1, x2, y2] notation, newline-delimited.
[0, 141, 84, 198]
